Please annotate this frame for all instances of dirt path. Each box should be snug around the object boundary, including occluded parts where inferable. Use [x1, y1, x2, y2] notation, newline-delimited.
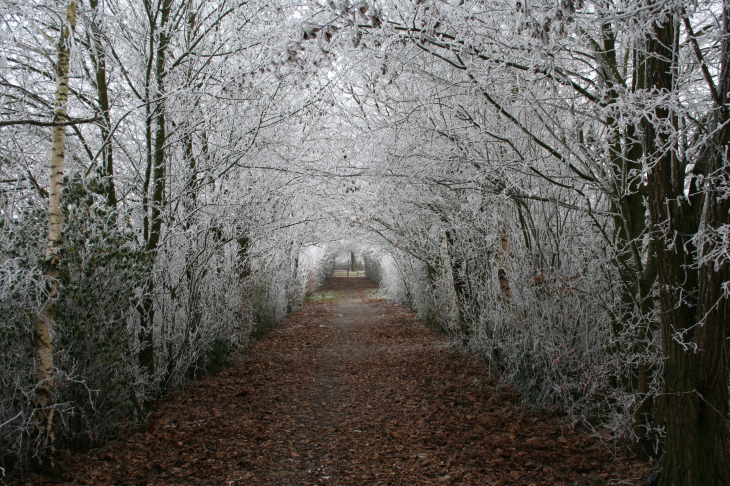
[40, 278, 652, 485]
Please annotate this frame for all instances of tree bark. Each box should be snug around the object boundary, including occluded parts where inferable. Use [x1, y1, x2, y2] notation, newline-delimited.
[646, 8, 730, 485]
[497, 226, 513, 303]
[138, 0, 172, 384]
[600, 29, 659, 453]
[88, 0, 116, 207]
[33, 0, 77, 470]
[444, 230, 468, 346]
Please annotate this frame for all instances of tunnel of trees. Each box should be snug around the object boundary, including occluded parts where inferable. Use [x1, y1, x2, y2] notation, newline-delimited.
[1, 0, 729, 483]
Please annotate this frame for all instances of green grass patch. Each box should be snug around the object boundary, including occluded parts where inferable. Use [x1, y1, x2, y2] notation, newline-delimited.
[367, 290, 389, 300]
[306, 290, 341, 302]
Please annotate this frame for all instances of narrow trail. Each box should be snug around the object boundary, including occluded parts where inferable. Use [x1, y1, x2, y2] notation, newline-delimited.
[47, 278, 651, 486]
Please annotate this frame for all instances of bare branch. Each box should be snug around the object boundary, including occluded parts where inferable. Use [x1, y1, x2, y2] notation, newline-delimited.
[0, 116, 99, 128]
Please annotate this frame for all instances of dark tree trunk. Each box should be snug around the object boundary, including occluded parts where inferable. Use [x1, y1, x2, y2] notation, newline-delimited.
[646, 8, 730, 485]
[602, 28, 658, 453]
[138, 0, 172, 384]
[88, 0, 116, 207]
[445, 230, 468, 346]
[238, 236, 252, 279]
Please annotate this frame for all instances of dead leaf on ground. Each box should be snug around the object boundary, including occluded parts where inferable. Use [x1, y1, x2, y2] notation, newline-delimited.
[28, 278, 654, 486]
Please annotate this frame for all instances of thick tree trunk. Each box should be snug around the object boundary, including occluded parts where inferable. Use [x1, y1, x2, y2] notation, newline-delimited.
[33, 0, 77, 470]
[595, 22, 661, 454]
[646, 8, 730, 485]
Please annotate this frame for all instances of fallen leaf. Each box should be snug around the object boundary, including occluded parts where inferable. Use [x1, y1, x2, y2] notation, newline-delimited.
[525, 437, 544, 447]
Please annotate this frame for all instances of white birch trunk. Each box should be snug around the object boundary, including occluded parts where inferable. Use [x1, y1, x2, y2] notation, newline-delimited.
[33, 0, 76, 468]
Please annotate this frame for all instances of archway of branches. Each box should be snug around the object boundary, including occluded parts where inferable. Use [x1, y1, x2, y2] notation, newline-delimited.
[2, 0, 730, 482]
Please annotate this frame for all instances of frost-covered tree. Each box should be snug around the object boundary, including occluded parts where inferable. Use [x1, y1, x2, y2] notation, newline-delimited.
[2, 0, 729, 481]
[290, 0, 730, 480]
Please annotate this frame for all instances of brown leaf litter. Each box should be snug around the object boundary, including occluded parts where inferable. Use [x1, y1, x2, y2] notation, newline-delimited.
[26, 277, 654, 485]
